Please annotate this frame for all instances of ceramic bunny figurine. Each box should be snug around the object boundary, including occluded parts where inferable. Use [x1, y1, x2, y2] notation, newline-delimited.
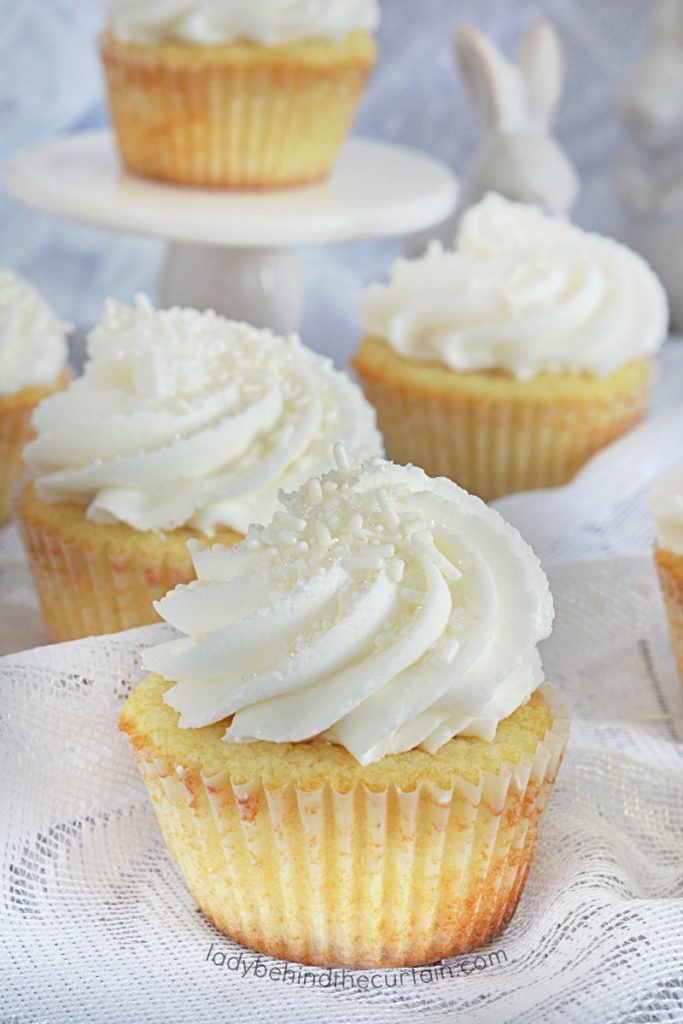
[616, 0, 683, 216]
[619, 0, 683, 155]
[453, 19, 578, 213]
[615, 0, 683, 326]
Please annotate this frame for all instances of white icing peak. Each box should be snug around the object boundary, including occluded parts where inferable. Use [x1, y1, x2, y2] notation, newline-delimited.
[0, 269, 70, 395]
[25, 296, 383, 535]
[360, 193, 668, 380]
[144, 448, 555, 765]
[648, 464, 683, 556]
[109, 0, 380, 45]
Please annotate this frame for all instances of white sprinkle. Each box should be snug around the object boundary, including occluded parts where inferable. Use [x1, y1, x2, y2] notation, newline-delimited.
[274, 511, 307, 532]
[348, 513, 364, 535]
[342, 555, 384, 571]
[400, 587, 425, 605]
[440, 637, 461, 664]
[376, 488, 401, 529]
[308, 546, 328, 564]
[333, 443, 351, 478]
[322, 481, 338, 496]
[294, 541, 309, 552]
[359, 543, 395, 558]
[315, 521, 332, 547]
[386, 558, 405, 583]
[306, 478, 323, 505]
[244, 538, 261, 550]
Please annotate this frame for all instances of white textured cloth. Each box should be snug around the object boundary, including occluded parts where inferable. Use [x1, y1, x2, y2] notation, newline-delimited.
[2, 378, 683, 1023]
[1, 558, 681, 1022]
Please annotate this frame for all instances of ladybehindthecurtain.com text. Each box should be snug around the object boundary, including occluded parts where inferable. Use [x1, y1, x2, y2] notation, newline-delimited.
[205, 944, 508, 989]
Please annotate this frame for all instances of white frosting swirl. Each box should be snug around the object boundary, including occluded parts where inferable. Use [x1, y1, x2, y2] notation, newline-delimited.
[109, 0, 380, 45]
[0, 269, 70, 396]
[360, 194, 668, 380]
[25, 297, 383, 535]
[648, 465, 683, 555]
[144, 447, 554, 765]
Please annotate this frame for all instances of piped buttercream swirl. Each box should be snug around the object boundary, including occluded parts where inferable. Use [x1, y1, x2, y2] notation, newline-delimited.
[24, 297, 383, 535]
[144, 447, 554, 765]
[0, 269, 70, 395]
[360, 194, 668, 380]
[109, 0, 380, 45]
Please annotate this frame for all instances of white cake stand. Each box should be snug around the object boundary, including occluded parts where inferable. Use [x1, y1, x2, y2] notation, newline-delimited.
[4, 131, 457, 332]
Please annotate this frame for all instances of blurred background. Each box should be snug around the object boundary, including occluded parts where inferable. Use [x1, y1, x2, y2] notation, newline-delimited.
[0, 0, 655, 365]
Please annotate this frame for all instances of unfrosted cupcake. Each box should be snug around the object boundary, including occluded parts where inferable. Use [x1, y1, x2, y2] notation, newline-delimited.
[0, 269, 70, 526]
[16, 296, 382, 641]
[120, 446, 570, 968]
[101, 0, 379, 188]
[648, 466, 683, 688]
[355, 194, 668, 501]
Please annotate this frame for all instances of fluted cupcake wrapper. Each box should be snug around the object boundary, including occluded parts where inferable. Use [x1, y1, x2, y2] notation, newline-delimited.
[0, 402, 34, 528]
[13, 484, 241, 642]
[100, 33, 373, 188]
[0, 381, 65, 527]
[654, 547, 683, 690]
[131, 683, 570, 969]
[354, 361, 652, 503]
[15, 515, 196, 642]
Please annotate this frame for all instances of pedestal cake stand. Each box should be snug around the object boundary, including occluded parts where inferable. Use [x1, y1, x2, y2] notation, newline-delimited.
[5, 131, 457, 332]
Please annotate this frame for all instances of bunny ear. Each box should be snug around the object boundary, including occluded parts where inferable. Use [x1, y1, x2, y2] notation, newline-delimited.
[453, 24, 527, 132]
[650, 0, 683, 43]
[516, 19, 563, 128]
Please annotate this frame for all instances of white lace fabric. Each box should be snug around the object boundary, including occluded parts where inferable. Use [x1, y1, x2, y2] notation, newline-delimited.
[1, 359, 683, 1023]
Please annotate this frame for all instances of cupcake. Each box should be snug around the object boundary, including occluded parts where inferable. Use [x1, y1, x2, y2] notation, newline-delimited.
[0, 269, 70, 526]
[648, 465, 683, 688]
[100, 0, 379, 188]
[355, 194, 668, 502]
[120, 446, 570, 968]
[16, 296, 382, 641]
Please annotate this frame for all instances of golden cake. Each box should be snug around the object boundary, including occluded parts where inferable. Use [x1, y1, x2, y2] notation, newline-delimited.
[0, 269, 70, 525]
[120, 447, 570, 967]
[101, 0, 379, 187]
[16, 297, 382, 640]
[648, 465, 683, 689]
[355, 194, 668, 501]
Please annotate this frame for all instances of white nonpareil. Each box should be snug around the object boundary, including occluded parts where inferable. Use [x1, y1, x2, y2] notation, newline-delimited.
[361, 194, 668, 380]
[24, 296, 382, 535]
[0, 268, 71, 395]
[108, 0, 380, 45]
[144, 447, 554, 765]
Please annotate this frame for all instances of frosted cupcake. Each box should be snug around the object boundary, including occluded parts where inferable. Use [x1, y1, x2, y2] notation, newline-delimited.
[0, 269, 70, 526]
[648, 466, 683, 688]
[356, 194, 668, 501]
[16, 296, 382, 641]
[101, 0, 379, 188]
[120, 446, 570, 968]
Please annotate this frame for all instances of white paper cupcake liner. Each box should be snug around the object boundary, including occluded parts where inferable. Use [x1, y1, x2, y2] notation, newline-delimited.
[130, 684, 570, 968]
